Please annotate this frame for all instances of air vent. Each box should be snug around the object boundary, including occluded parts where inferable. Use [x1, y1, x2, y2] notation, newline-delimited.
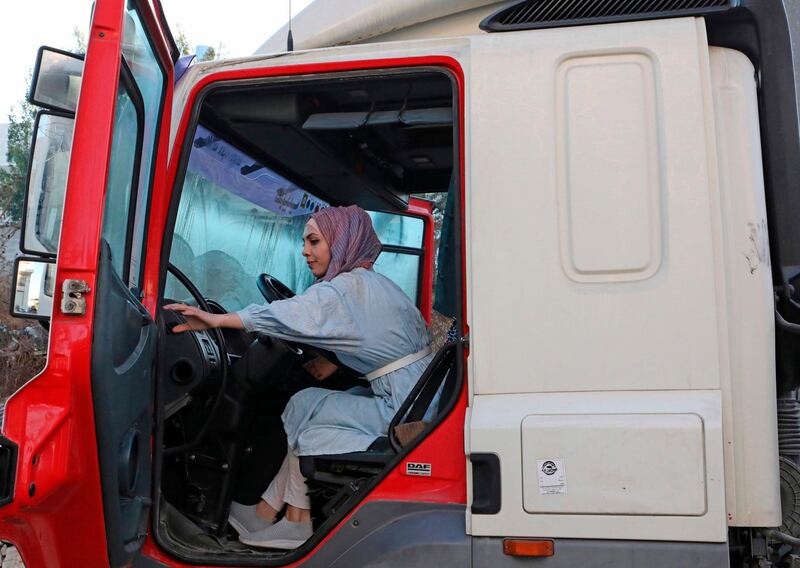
[480, 0, 734, 32]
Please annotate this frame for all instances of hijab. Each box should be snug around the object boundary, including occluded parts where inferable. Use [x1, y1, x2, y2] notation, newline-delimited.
[310, 205, 382, 282]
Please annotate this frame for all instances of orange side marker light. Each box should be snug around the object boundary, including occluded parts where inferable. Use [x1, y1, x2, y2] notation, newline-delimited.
[503, 539, 555, 557]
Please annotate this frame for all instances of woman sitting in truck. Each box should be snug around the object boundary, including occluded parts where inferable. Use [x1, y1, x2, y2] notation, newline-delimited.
[164, 205, 434, 550]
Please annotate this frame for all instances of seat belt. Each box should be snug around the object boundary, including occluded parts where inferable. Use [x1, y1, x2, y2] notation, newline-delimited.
[404, 347, 455, 423]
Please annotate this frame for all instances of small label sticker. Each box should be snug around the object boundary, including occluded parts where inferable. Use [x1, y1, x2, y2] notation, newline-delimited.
[537, 458, 567, 495]
[406, 462, 432, 476]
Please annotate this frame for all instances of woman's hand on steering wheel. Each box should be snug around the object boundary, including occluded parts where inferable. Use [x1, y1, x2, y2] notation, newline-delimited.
[164, 303, 224, 333]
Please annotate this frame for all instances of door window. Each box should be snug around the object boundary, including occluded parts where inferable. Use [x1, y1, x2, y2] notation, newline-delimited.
[100, 69, 143, 282]
[25, 112, 74, 255]
[100, 3, 166, 288]
[123, 3, 167, 288]
[369, 211, 425, 302]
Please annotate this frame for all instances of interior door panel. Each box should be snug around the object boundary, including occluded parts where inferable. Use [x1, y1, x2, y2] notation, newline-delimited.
[92, 241, 157, 566]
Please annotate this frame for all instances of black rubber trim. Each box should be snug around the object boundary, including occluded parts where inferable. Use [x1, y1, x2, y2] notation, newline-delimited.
[470, 453, 501, 515]
[151, 0, 180, 63]
[117, 58, 147, 287]
[0, 435, 18, 508]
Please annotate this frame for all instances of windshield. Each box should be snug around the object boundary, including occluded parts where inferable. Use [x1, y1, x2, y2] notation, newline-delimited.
[168, 125, 427, 312]
[167, 125, 328, 311]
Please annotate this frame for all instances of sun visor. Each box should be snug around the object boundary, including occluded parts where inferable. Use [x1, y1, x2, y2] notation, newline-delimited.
[400, 107, 452, 126]
[303, 111, 368, 130]
[303, 108, 452, 130]
[188, 125, 328, 216]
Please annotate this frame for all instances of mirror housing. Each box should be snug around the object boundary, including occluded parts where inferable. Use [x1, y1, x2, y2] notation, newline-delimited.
[20, 111, 74, 256]
[29, 46, 84, 114]
[10, 257, 56, 321]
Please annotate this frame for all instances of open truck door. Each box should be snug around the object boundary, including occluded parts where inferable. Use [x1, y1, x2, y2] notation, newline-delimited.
[0, 1, 176, 566]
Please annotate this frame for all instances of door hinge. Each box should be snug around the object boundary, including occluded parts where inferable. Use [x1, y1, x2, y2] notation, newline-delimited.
[61, 279, 91, 315]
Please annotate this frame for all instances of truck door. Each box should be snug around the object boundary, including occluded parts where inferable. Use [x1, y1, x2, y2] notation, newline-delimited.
[0, 1, 175, 566]
[89, 3, 176, 566]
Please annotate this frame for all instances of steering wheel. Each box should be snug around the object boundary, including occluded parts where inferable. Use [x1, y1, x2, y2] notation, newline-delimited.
[254, 273, 355, 376]
[257, 273, 296, 303]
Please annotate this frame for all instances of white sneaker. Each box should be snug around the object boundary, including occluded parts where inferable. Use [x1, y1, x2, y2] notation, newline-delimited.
[227, 502, 274, 535]
[238, 517, 314, 549]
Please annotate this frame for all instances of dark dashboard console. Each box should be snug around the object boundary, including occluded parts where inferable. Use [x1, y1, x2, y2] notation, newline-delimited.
[162, 307, 221, 408]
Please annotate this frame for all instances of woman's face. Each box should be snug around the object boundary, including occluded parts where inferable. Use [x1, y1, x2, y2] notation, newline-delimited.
[303, 218, 331, 278]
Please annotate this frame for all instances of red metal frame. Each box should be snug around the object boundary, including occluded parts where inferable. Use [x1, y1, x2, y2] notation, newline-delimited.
[408, 197, 435, 322]
[0, 1, 174, 566]
[138, 0, 176, 315]
[141, 56, 468, 566]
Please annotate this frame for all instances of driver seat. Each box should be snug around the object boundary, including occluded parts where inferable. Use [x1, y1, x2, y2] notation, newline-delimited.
[298, 342, 459, 515]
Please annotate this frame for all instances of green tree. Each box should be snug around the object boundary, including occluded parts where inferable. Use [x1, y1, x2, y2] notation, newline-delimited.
[199, 45, 216, 61]
[0, 30, 86, 224]
[0, 78, 35, 224]
[175, 26, 225, 61]
[175, 26, 192, 56]
[197, 43, 226, 62]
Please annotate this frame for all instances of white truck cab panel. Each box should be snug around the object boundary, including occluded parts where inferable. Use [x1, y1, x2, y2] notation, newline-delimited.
[465, 17, 779, 540]
[709, 46, 781, 527]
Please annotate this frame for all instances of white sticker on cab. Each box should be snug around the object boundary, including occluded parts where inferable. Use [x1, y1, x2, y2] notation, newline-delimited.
[406, 462, 432, 476]
[537, 458, 567, 495]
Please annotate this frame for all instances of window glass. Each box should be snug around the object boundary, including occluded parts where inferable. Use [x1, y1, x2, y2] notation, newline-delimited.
[373, 251, 420, 302]
[171, 126, 434, 310]
[171, 126, 329, 312]
[368, 211, 424, 248]
[164, 271, 194, 304]
[100, 82, 140, 279]
[367, 210, 425, 302]
[27, 113, 73, 254]
[123, 4, 166, 288]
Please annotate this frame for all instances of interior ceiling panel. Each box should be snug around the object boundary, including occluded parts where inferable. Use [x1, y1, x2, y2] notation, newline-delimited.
[201, 69, 455, 210]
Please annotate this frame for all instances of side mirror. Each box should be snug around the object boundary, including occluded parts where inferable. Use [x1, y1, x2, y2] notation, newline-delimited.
[20, 111, 74, 256]
[10, 257, 57, 321]
[29, 46, 84, 114]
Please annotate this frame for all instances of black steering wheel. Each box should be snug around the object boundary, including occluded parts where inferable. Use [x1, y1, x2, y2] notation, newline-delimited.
[253, 273, 357, 376]
[254, 273, 308, 358]
[257, 273, 296, 303]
